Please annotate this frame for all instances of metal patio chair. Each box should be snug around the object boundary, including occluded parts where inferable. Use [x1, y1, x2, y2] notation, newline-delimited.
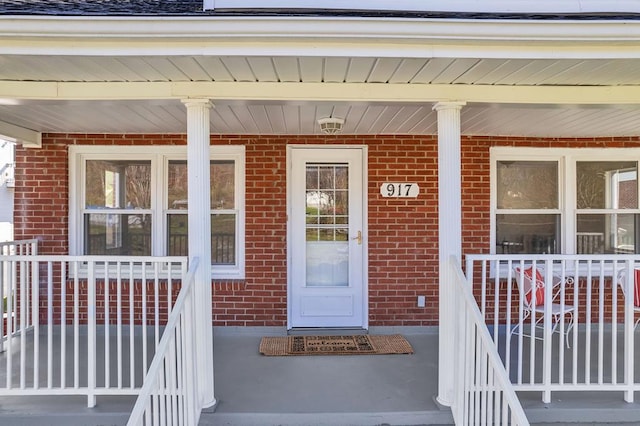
[616, 268, 640, 330]
[511, 265, 575, 348]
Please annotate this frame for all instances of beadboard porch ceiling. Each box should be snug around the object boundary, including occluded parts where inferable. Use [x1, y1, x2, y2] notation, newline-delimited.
[2, 22, 640, 139]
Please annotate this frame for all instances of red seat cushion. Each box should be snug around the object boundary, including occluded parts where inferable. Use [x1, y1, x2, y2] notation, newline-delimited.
[518, 266, 545, 306]
[634, 269, 640, 307]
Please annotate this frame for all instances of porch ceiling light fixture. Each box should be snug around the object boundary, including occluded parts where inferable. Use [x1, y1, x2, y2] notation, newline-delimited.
[317, 117, 345, 135]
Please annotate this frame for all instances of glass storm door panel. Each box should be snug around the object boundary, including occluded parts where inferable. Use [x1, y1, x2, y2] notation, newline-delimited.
[289, 147, 366, 328]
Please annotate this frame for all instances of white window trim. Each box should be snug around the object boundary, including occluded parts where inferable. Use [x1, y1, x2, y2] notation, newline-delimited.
[69, 145, 245, 279]
[490, 147, 640, 255]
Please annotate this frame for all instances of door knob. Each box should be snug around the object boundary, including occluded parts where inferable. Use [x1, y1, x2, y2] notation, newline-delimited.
[352, 230, 362, 245]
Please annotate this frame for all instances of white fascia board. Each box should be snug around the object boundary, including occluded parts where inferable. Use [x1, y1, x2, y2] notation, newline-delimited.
[0, 120, 41, 148]
[2, 17, 640, 58]
[3, 81, 640, 106]
[205, 0, 640, 14]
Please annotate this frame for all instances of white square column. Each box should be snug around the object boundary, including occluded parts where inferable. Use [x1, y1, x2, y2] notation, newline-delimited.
[434, 101, 465, 407]
[183, 98, 216, 409]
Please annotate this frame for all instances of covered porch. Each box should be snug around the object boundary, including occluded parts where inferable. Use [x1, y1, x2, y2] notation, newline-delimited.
[2, 327, 640, 426]
[3, 3, 640, 425]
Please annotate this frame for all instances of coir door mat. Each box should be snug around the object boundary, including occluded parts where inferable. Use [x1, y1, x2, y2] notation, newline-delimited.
[259, 334, 414, 356]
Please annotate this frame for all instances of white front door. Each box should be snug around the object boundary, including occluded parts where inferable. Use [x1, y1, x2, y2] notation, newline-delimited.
[288, 146, 367, 329]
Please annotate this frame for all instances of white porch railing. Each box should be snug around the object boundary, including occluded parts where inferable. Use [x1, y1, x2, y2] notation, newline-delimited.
[0, 239, 38, 256]
[0, 239, 38, 345]
[127, 257, 201, 426]
[451, 256, 530, 425]
[466, 254, 639, 404]
[0, 252, 188, 407]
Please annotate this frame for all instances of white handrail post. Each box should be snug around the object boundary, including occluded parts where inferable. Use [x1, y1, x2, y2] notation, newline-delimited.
[623, 260, 634, 403]
[87, 260, 96, 408]
[183, 274, 199, 425]
[183, 98, 216, 409]
[452, 256, 468, 421]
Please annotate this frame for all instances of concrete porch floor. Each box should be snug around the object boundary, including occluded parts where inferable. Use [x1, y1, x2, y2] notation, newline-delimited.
[1, 327, 640, 425]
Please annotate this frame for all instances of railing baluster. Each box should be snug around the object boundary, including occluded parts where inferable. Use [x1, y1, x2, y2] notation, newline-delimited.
[105, 262, 111, 389]
[516, 260, 524, 385]
[597, 262, 605, 385]
[129, 261, 135, 389]
[47, 261, 53, 389]
[61, 261, 67, 389]
[623, 260, 634, 402]
[493, 259, 500, 350]
[6, 259, 13, 389]
[32, 259, 39, 390]
[87, 260, 96, 408]
[541, 261, 552, 403]
[611, 260, 618, 386]
[505, 260, 513, 378]
[117, 261, 123, 389]
[74, 260, 80, 389]
[571, 259, 579, 384]
[19, 259, 26, 389]
[585, 260, 593, 385]
[142, 261, 148, 378]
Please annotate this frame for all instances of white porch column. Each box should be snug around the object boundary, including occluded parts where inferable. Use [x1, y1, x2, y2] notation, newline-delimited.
[182, 98, 216, 409]
[434, 101, 465, 407]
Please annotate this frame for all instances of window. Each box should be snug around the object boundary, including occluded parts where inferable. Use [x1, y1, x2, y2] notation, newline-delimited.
[70, 145, 245, 278]
[492, 148, 640, 255]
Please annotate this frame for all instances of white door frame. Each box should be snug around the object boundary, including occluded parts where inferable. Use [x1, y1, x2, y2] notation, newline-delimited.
[286, 144, 368, 330]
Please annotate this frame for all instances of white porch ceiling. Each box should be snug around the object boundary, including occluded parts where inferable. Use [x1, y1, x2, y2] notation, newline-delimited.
[2, 54, 640, 138]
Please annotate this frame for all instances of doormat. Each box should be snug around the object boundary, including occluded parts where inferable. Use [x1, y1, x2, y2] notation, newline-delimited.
[259, 334, 414, 356]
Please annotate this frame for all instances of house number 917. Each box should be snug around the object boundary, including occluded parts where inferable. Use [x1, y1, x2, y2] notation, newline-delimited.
[380, 183, 420, 198]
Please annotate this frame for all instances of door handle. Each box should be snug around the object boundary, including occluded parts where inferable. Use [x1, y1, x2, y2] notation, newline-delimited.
[352, 230, 362, 245]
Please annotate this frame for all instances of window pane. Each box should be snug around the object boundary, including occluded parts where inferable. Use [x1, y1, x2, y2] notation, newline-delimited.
[167, 213, 236, 265]
[212, 214, 236, 265]
[497, 161, 558, 209]
[212, 161, 235, 210]
[85, 213, 151, 255]
[86, 160, 151, 209]
[496, 214, 560, 254]
[168, 160, 188, 210]
[576, 161, 637, 209]
[167, 214, 188, 256]
[577, 213, 637, 254]
[168, 160, 236, 210]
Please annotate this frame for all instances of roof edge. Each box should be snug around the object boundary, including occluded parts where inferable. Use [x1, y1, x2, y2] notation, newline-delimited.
[2, 16, 640, 59]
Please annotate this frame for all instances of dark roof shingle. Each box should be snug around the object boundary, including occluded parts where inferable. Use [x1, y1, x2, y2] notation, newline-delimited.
[0, 0, 638, 19]
[0, 0, 205, 16]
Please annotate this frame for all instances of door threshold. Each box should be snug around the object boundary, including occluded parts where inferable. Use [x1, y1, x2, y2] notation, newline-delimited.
[287, 327, 368, 336]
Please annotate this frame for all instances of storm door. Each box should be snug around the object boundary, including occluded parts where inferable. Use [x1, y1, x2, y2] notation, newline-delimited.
[289, 147, 367, 328]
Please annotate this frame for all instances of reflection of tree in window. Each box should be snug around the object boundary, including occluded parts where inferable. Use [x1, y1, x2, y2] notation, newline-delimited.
[576, 162, 637, 209]
[306, 164, 348, 242]
[212, 161, 235, 210]
[497, 161, 558, 209]
[85, 160, 152, 255]
[496, 161, 559, 254]
[576, 161, 638, 254]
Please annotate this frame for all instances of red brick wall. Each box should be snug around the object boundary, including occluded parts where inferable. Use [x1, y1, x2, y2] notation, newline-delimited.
[15, 134, 640, 327]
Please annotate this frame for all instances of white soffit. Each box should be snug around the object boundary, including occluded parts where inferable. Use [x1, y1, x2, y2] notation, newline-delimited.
[0, 120, 41, 148]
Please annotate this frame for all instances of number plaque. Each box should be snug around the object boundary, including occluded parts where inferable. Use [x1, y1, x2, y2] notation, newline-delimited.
[380, 183, 419, 198]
